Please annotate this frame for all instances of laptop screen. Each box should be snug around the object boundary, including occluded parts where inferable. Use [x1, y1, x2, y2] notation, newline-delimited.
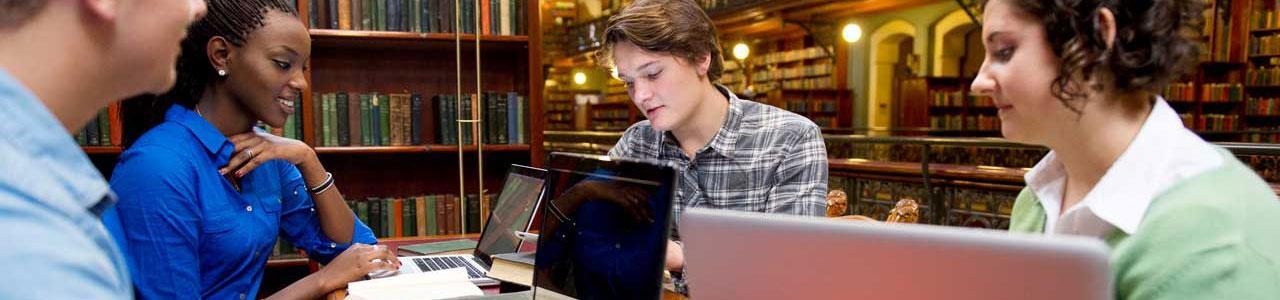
[474, 165, 548, 265]
[533, 153, 676, 300]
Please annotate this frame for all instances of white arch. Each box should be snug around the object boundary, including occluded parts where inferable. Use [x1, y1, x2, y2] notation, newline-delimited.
[867, 20, 917, 129]
[932, 9, 978, 76]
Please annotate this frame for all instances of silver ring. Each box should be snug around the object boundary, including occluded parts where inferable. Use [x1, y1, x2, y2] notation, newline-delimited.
[243, 149, 253, 158]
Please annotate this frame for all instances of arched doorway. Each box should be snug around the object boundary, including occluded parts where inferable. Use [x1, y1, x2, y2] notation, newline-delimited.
[867, 20, 917, 130]
[933, 10, 983, 77]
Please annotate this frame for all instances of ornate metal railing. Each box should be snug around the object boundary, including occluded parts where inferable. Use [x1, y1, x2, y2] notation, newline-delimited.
[544, 131, 1280, 230]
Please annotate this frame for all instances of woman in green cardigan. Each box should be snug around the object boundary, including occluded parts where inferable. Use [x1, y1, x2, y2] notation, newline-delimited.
[971, 0, 1280, 298]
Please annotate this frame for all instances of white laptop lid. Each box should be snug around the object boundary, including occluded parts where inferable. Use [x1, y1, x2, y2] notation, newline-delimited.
[680, 208, 1111, 300]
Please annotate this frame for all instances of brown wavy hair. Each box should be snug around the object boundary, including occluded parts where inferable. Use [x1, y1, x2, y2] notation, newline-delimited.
[0, 0, 47, 29]
[596, 0, 724, 83]
[984, 0, 1204, 112]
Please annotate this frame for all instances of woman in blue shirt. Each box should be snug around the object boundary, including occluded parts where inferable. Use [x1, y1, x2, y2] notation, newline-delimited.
[104, 0, 395, 298]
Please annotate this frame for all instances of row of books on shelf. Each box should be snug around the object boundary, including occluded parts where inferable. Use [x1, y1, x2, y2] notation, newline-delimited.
[311, 91, 529, 147]
[1249, 33, 1280, 57]
[780, 77, 836, 90]
[1246, 97, 1280, 115]
[270, 237, 301, 259]
[591, 122, 630, 131]
[1247, 66, 1280, 85]
[590, 108, 630, 119]
[75, 104, 122, 147]
[1203, 83, 1244, 102]
[749, 63, 834, 82]
[931, 91, 965, 107]
[1245, 126, 1280, 143]
[809, 116, 837, 128]
[1249, 7, 1280, 31]
[1179, 113, 1240, 131]
[784, 100, 839, 113]
[308, 0, 526, 35]
[345, 194, 496, 239]
[930, 115, 1000, 131]
[263, 111, 306, 141]
[545, 102, 574, 112]
[753, 46, 831, 65]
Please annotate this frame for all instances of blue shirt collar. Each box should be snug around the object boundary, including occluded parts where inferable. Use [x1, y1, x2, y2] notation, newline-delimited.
[0, 68, 114, 214]
[165, 105, 234, 166]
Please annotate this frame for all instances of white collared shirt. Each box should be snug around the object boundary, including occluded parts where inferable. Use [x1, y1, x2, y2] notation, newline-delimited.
[1024, 97, 1224, 237]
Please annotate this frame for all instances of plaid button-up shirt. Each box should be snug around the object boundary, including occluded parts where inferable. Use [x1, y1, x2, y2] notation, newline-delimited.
[608, 85, 828, 241]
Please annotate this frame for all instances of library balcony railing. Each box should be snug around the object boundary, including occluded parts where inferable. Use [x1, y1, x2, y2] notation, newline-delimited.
[543, 130, 1280, 230]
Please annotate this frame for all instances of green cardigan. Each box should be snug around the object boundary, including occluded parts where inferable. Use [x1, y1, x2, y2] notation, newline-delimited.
[1009, 149, 1280, 299]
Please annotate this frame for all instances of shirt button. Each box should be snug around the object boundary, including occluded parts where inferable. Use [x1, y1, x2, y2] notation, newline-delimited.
[614, 243, 621, 249]
[239, 293, 246, 300]
[293, 191, 298, 196]
[245, 205, 253, 212]
[310, 207, 316, 212]
[330, 242, 337, 248]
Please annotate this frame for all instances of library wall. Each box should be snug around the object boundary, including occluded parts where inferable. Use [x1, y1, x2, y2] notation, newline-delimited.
[843, 1, 962, 127]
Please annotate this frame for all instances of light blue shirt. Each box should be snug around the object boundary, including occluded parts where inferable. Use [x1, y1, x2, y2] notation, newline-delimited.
[0, 68, 133, 298]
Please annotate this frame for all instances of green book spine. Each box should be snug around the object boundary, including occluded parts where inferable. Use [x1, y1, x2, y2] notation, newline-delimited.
[329, 95, 340, 147]
[362, 0, 373, 30]
[97, 108, 111, 146]
[356, 200, 369, 230]
[404, 197, 414, 237]
[76, 128, 87, 145]
[381, 198, 392, 238]
[336, 92, 350, 146]
[376, 0, 387, 31]
[321, 94, 332, 147]
[379, 94, 391, 146]
[425, 195, 437, 235]
[360, 94, 372, 146]
[411, 0, 421, 33]
[284, 110, 296, 139]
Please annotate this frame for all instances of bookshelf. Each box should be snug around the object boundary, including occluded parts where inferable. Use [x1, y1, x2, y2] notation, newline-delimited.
[587, 79, 640, 131]
[737, 41, 853, 129]
[279, 0, 544, 263]
[896, 77, 999, 136]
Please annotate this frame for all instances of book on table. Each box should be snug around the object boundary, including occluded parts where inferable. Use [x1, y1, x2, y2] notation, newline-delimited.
[396, 239, 477, 256]
[485, 251, 533, 286]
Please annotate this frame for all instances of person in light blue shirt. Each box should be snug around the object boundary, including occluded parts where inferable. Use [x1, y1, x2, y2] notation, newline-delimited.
[103, 1, 397, 299]
[0, 0, 207, 299]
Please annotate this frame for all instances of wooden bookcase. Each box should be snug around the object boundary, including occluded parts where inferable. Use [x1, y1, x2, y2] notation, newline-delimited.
[294, 0, 544, 237]
[896, 76, 999, 137]
[736, 39, 853, 129]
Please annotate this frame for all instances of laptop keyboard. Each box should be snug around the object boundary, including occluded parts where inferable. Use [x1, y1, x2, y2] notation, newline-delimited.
[412, 256, 487, 279]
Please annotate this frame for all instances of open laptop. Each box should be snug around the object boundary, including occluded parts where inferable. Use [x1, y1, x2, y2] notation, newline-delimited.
[680, 208, 1112, 300]
[391, 164, 549, 286]
[531, 152, 679, 300]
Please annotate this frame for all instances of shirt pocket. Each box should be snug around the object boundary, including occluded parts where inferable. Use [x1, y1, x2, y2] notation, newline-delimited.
[201, 207, 238, 234]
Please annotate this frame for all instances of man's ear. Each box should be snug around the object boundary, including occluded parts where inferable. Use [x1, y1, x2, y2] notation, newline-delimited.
[1097, 7, 1117, 50]
[207, 36, 232, 75]
[81, 0, 119, 22]
[697, 53, 712, 77]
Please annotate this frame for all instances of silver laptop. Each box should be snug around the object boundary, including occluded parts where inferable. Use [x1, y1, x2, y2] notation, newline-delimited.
[392, 164, 548, 286]
[680, 208, 1112, 300]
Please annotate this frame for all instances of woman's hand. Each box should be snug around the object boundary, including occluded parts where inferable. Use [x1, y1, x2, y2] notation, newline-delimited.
[219, 131, 316, 177]
[315, 244, 401, 292]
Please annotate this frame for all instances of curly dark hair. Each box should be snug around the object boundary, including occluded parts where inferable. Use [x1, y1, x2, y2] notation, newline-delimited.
[125, 0, 297, 145]
[983, 0, 1204, 112]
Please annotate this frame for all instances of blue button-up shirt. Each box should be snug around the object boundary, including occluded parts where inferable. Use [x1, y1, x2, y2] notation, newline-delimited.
[104, 105, 376, 299]
[0, 69, 133, 299]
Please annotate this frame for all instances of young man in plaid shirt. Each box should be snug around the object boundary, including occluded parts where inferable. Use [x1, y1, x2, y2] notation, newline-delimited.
[597, 0, 829, 288]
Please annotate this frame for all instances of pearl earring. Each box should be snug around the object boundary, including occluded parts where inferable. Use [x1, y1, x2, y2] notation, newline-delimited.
[217, 69, 227, 76]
